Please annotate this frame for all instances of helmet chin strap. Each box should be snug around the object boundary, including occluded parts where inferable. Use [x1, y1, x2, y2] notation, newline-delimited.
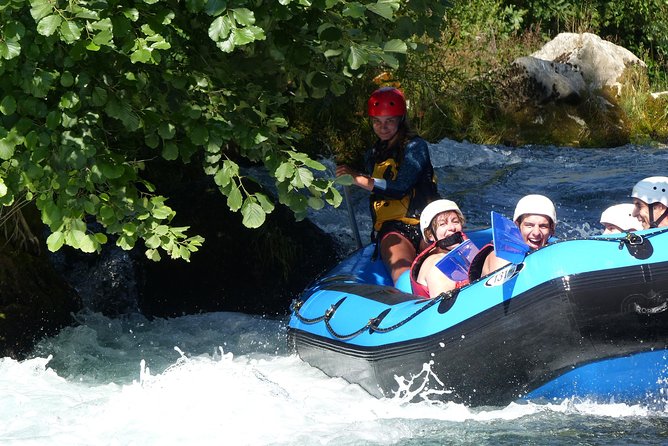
[649, 203, 668, 228]
[436, 231, 464, 250]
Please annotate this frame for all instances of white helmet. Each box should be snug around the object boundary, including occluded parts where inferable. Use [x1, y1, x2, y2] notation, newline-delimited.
[600, 203, 641, 232]
[631, 176, 668, 206]
[513, 194, 557, 225]
[419, 199, 463, 241]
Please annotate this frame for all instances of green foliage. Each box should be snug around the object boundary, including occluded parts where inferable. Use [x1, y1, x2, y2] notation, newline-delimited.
[398, 0, 545, 143]
[0, 0, 448, 260]
[397, 0, 667, 146]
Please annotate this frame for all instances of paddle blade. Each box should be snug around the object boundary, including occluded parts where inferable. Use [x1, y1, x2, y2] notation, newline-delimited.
[435, 239, 480, 281]
[491, 211, 530, 264]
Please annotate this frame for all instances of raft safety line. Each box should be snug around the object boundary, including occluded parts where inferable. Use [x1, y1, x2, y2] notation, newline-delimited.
[290, 293, 443, 340]
[556, 227, 668, 246]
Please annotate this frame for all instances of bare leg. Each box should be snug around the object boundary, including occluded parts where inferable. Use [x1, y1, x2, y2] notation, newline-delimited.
[380, 233, 417, 285]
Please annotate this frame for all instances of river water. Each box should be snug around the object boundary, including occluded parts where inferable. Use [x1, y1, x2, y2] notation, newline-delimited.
[2, 139, 668, 445]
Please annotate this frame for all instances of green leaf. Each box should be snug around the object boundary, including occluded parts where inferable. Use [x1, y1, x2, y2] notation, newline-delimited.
[335, 174, 354, 186]
[60, 72, 74, 87]
[343, 3, 365, 18]
[0, 179, 7, 197]
[347, 45, 368, 70]
[367, 0, 400, 20]
[94, 233, 108, 244]
[100, 161, 125, 179]
[46, 231, 65, 252]
[117, 234, 135, 250]
[145, 248, 161, 261]
[324, 49, 342, 58]
[227, 184, 242, 211]
[91, 17, 113, 30]
[100, 205, 115, 220]
[205, 0, 227, 16]
[162, 141, 178, 160]
[291, 167, 314, 188]
[325, 186, 343, 207]
[188, 125, 208, 145]
[308, 196, 324, 210]
[131, 47, 152, 64]
[0, 96, 16, 115]
[232, 8, 255, 26]
[241, 199, 265, 228]
[158, 122, 176, 139]
[255, 193, 275, 213]
[0, 137, 16, 160]
[91, 87, 108, 106]
[46, 110, 62, 129]
[152, 203, 174, 219]
[208, 16, 231, 41]
[30, 0, 53, 21]
[303, 158, 326, 171]
[37, 15, 62, 36]
[275, 162, 295, 181]
[232, 27, 264, 46]
[383, 39, 407, 53]
[0, 39, 21, 60]
[60, 20, 82, 43]
[105, 98, 140, 130]
[78, 234, 97, 253]
[145, 234, 161, 248]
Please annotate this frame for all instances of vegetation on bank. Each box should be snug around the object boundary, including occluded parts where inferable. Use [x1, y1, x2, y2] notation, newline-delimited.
[311, 0, 668, 161]
[0, 0, 666, 261]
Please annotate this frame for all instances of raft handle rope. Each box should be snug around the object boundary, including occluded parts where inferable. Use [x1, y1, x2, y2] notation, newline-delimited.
[545, 227, 668, 251]
[618, 232, 644, 249]
[291, 293, 443, 340]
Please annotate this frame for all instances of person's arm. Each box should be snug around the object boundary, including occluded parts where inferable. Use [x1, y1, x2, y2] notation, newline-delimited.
[421, 254, 458, 298]
[426, 265, 458, 298]
[335, 165, 374, 191]
[481, 250, 510, 277]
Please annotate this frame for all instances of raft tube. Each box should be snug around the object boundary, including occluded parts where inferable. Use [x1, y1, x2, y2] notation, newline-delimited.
[287, 228, 668, 407]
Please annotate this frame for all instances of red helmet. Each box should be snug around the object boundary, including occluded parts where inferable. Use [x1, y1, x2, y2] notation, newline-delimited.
[367, 87, 406, 117]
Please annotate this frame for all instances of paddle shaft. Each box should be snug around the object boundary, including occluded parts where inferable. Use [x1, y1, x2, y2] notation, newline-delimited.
[343, 185, 363, 249]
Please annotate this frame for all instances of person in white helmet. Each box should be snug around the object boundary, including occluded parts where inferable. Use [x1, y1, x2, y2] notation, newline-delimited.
[409, 199, 469, 298]
[600, 203, 641, 234]
[631, 176, 668, 229]
[477, 194, 557, 278]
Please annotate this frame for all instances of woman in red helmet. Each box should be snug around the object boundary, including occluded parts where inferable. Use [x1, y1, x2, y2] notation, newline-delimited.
[336, 87, 439, 285]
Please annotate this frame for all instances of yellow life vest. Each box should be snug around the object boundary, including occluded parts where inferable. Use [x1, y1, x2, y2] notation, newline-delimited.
[371, 158, 420, 231]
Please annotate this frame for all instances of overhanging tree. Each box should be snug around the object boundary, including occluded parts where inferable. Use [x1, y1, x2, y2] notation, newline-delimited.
[0, 0, 447, 260]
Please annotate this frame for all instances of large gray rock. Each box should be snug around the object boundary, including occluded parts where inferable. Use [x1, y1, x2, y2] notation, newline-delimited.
[511, 56, 586, 104]
[511, 32, 645, 104]
[497, 33, 649, 146]
[531, 32, 645, 92]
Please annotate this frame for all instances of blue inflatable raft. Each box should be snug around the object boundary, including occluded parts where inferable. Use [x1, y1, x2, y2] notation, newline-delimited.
[287, 227, 668, 407]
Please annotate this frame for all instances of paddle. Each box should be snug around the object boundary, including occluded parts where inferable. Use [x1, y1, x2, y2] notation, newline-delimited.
[342, 185, 363, 249]
[491, 211, 530, 263]
[435, 238, 480, 281]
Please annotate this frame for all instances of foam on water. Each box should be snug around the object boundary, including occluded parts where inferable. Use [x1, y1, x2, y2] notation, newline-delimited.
[2, 309, 666, 446]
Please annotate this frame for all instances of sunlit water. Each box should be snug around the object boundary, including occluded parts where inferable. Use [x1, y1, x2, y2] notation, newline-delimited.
[2, 139, 668, 445]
